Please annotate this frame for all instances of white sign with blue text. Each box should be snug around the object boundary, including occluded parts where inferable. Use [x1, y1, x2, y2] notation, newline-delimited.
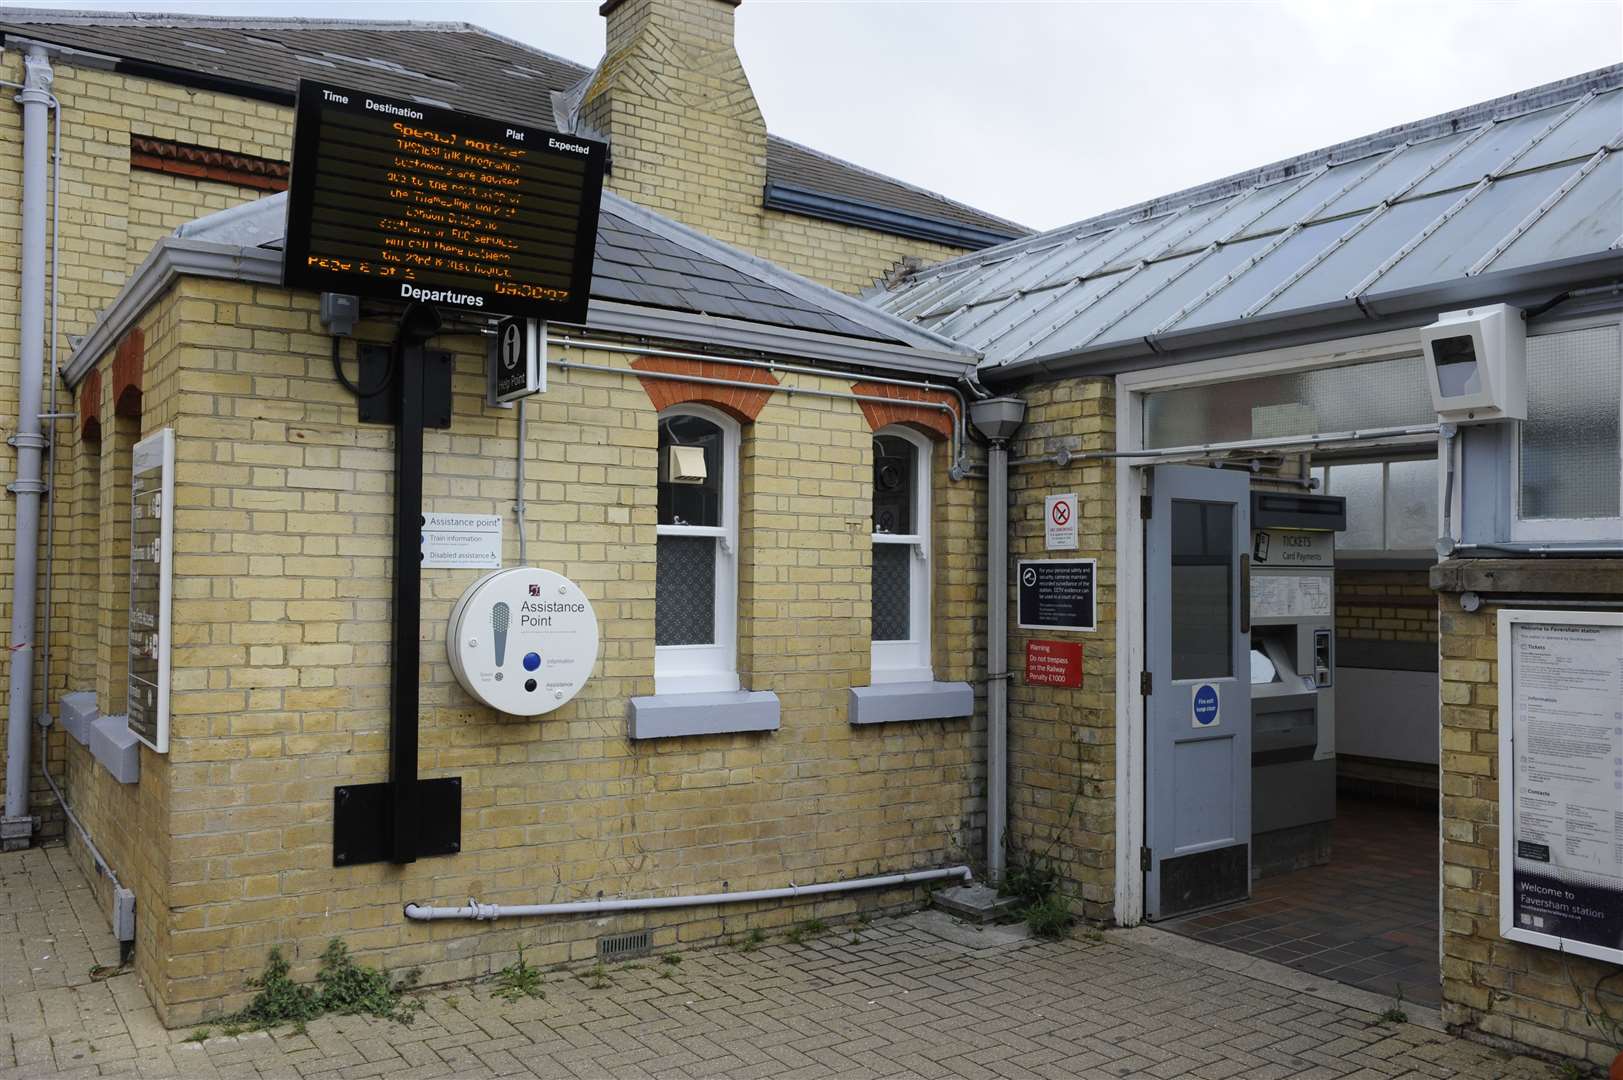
[1191, 683, 1221, 729]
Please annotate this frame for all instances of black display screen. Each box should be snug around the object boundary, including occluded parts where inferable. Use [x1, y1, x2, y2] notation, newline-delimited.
[282, 80, 606, 323]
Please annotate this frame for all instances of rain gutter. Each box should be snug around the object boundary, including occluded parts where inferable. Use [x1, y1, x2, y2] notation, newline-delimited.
[763, 181, 1024, 250]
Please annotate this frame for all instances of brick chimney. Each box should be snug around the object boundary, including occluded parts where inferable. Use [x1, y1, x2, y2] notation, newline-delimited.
[581, 0, 767, 245]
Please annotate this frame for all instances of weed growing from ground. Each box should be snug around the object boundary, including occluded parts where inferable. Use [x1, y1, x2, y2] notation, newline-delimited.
[183, 1029, 209, 1043]
[737, 928, 766, 953]
[660, 953, 682, 966]
[1376, 986, 1407, 1025]
[1000, 853, 1074, 939]
[492, 947, 545, 1003]
[230, 939, 421, 1033]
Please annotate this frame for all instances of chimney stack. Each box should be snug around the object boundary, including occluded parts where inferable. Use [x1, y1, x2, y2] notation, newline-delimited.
[582, 0, 768, 244]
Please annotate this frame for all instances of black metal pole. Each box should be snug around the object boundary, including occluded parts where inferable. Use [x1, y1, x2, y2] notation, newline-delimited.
[389, 335, 425, 864]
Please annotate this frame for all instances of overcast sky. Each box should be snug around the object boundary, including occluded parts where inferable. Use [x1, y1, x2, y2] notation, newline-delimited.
[12, 0, 1622, 231]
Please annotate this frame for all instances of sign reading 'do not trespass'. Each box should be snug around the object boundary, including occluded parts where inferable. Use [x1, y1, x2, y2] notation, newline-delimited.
[282, 80, 606, 323]
[1016, 558, 1097, 632]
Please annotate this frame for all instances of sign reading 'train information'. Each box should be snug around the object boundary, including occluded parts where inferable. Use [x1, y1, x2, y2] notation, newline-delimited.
[282, 80, 606, 323]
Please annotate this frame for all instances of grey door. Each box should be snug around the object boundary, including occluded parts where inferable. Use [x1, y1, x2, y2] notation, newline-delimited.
[1144, 464, 1252, 920]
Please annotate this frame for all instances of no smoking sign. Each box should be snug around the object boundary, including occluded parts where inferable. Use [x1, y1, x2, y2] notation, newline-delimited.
[1044, 492, 1078, 550]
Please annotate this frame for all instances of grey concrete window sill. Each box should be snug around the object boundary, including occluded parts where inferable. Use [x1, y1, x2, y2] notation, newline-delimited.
[88, 714, 141, 785]
[849, 681, 973, 725]
[628, 690, 780, 740]
[59, 690, 97, 746]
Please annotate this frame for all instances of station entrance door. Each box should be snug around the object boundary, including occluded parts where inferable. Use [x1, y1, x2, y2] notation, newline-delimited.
[1144, 464, 1252, 920]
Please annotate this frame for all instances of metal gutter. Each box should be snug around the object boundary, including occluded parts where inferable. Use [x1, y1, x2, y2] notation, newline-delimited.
[763, 181, 1022, 250]
[63, 237, 282, 386]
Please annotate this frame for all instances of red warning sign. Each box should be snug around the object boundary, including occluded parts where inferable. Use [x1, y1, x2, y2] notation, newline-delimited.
[1025, 639, 1083, 688]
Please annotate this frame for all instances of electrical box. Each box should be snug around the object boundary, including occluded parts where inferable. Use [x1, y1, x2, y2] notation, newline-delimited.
[1420, 304, 1526, 422]
[447, 567, 599, 717]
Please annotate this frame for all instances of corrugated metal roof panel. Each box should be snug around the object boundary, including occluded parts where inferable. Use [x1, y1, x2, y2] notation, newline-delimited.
[866, 65, 1623, 374]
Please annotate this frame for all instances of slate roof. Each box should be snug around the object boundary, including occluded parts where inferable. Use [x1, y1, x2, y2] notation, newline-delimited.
[165, 189, 970, 352]
[0, 8, 1028, 247]
[869, 66, 1623, 377]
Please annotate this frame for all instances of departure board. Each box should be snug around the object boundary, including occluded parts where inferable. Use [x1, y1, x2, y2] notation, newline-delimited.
[282, 80, 606, 323]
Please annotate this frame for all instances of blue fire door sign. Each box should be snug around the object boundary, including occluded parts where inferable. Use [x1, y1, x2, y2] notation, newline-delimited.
[1192, 683, 1221, 729]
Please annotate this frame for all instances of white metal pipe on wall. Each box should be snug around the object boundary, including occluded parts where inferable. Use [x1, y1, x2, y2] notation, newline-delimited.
[403, 865, 973, 921]
[984, 440, 1009, 881]
[3, 48, 54, 840]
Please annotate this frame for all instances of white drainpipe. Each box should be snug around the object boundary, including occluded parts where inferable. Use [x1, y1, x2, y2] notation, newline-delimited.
[3, 47, 54, 848]
[404, 866, 973, 921]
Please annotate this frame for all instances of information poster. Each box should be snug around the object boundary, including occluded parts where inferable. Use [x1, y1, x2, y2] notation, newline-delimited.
[1251, 573, 1333, 619]
[421, 513, 504, 569]
[1016, 559, 1097, 632]
[1498, 611, 1623, 965]
[128, 429, 174, 753]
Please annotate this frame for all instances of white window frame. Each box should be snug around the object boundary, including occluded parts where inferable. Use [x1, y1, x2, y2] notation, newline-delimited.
[870, 426, 932, 684]
[655, 404, 740, 696]
[1511, 314, 1623, 543]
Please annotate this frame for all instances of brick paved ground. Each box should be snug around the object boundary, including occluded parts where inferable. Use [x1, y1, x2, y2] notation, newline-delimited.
[2, 845, 1563, 1079]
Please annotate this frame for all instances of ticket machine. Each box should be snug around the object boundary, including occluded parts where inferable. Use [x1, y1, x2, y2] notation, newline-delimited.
[1248, 491, 1345, 877]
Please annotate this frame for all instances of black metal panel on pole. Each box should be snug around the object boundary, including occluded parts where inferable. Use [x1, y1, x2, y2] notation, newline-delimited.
[389, 333, 425, 864]
[331, 309, 460, 868]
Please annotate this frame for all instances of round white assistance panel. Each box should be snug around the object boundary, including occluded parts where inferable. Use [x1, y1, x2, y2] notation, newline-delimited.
[447, 567, 599, 717]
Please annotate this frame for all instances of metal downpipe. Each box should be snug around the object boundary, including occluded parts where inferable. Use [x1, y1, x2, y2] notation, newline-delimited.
[3, 48, 53, 843]
[968, 396, 1026, 883]
[985, 439, 1009, 881]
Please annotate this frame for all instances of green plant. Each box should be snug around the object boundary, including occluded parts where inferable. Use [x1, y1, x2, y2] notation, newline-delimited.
[737, 928, 766, 953]
[660, 953, 682, 966]
[492, 947, 545, 1003]
[219, 1023, 242, 1038]
[1556, 1061, 1584, 1080]
[183, 1028, 210, 1043]
[1024, 891, 1074, 940]
[1376, 986, 1407, 1025]
[230, 939, 422, 1033]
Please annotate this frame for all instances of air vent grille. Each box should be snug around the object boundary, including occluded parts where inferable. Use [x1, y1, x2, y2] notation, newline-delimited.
[597, 930, 650, 962]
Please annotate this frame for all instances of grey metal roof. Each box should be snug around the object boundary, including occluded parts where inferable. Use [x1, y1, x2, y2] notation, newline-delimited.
[869, 66, 1623, 378]
[0, 8, 1027, 247]
[168, 189, 972, 354]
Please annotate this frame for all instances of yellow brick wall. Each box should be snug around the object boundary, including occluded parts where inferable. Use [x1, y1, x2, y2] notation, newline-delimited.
[0, 46, 987, 839]
[70, 276, 982, 1024]
[1338, 568, 1438, 643]
[1005, 379, 1117, 921]
[1435, 589, 1622, 1070]
[51, 294, 180, 1009]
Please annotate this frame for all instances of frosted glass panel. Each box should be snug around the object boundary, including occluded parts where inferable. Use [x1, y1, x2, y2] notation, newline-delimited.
[872, 543, 911, 641]
[1520, 325, 1621, 521]
[1385, 459, 1439, 550]
[1142, 355, 1434, 448]
[656, 537, 716, 646]
[1330, 462, 1383, 550]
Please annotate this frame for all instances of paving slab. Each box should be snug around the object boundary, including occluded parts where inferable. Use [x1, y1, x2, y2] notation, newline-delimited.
[0, 844, 1565, 1079]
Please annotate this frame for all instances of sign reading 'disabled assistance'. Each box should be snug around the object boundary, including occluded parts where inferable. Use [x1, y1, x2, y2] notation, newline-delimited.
[1497, 610, 1623, 965]
[421, 513, 503, 569]
[1016, 558, 1097, 632]
[128, 429, 174, 753]
[1025, 640, 1083, 688]
[282, 80, 606, 323]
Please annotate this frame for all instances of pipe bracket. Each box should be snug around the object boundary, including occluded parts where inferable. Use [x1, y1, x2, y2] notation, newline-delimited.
[7, 480, 47, 495]
[7, 433, 47, 451]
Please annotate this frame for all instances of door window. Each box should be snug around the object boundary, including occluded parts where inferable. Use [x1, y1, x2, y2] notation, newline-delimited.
[1170, 500, 1234, 680]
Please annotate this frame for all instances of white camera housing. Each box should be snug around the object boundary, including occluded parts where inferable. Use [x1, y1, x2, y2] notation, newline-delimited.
[1420, 304, 1526, 422]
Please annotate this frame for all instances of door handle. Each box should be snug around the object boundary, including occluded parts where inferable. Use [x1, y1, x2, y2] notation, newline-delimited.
[1239, 553, 1251, 635]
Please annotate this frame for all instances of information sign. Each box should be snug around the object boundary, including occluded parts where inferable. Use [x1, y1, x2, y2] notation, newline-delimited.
[1497, 610, 1623, 965]
[1016, 558, 1097, 632]
[1044, 493, 1078, 550]
[1025, 639, 1083, 688]
[128, 429, 174, 753]
[421, 513, 504, 569]
[282, 80, 606, 322]
[447, 567, 599, 717]
[491, 317, 546, 403]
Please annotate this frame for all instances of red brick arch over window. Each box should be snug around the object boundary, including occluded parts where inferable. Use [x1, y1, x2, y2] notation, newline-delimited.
[112, 327, 144, 418]
[851, 382, 955, 442]
[630, 356, 778, 422]
[79, 367, 102, 442]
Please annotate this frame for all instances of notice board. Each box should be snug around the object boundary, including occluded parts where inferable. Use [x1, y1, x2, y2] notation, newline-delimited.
[1497, 609, 1623, 965]
[1016, 559, 1097, 632]
[282, 80, 606, 323]
[128, 429, 174, 753]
